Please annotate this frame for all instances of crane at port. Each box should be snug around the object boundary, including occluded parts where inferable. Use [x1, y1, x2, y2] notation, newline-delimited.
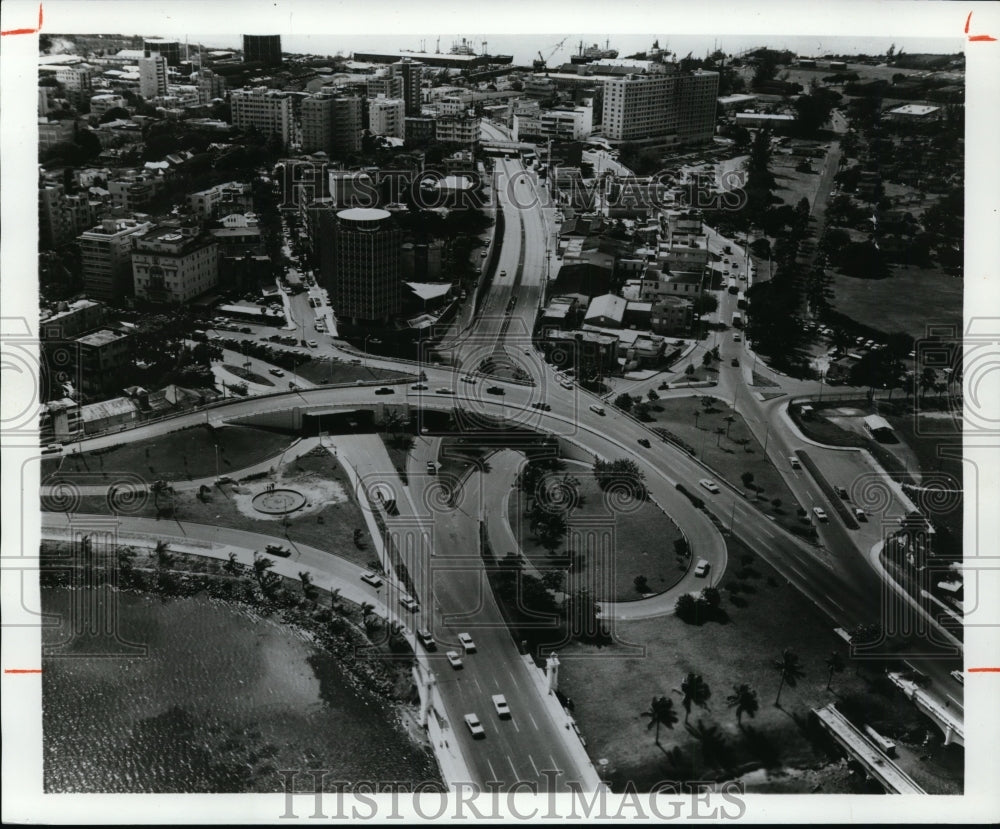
[532, 37, 568, 70]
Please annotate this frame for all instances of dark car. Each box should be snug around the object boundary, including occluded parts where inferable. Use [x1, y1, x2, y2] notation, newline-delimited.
[835, 486, 849, 499]
[487, 386, 505, 395]
[638, 438, 651, 448]
[731, 358, 739, 367]
[264, 544, 291, 558]
[374, 387, 394, 395]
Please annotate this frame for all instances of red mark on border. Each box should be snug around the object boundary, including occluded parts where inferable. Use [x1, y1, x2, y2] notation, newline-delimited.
[967, 667, 1000, 673]
[0, 3, 43, 36]
[4, 669, 43, 674]
[965, 11, 996, 41]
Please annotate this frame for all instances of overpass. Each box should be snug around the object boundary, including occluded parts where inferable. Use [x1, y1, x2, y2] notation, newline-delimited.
[812, 704, 925, 794]
[886, 671, 964, 747]
[481, 140, 536, 155]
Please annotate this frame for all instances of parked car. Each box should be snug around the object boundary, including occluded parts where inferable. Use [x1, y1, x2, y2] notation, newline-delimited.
[360, 572, 383, 588]
[307, 340, 318, 348]
[446, 651, 464, 669]
[399, 596, 419, 612]
[416, 629, 436, 650]
[487, 386, 505, 395]
[492, 695, 511, 719]
[464, 713, 485, 739]
[458, 632, 476, 653]
[269, 368, 285, 377]
[694, 559, 710, 577]
[699, 479, 720, 494]
[812, 506, 828, 522]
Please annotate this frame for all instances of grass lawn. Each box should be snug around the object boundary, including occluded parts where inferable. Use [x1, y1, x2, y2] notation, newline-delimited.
[221, 364, 275, 386]
[62, 447, 378, 571]
[643, 398, 806, 535]
[295, 357, 412, 386]
[379, 432, 414, 484]
[42, 425, 295, 484]
[771, 153, 824, 209]
[508, 469, 685, 602]
[830, 267, 962, 341]
[436, 438, 492, 482]
[559, 534, 964, 794]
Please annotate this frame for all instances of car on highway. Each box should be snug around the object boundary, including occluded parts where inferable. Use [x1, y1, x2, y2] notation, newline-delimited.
[462, 375, 476, 384]
[854, 508, 867, 522]
[240, 327, 253, 334]
[360, 572, 384, 588]
[950, 670, 964, 685]
[638, 438, 651, 448]
[589, 404, 605, 415]
[307, 340, 318, 348]
[458, 632, 476, 653]
[694, 558, 711, 577]
[492, 694, 511, 719]
[416, 629, 436, 650]
[411, 383, 428, 390]
[464, 713, 486, 739]
[41, 443, 64, 455]
[269, 368, 286, 377]
[487, 386, 505, 395]
[480, 250, 488, 258]
[733, 334, 742, 342]
[531, 402, 552, 411]
[426, 461, 437, 474]
[812, 506, 829, 522]
[789, 456, 801, 469]
[374, 387, 395, 395]
[399, 596, 420, 612]
[265, 544, 291, 558]
[435, 387, 454, 395]
[500, 270, 507, 277]
[446, 650, 464, 669]
[559, 379, 573, 390]
[215, 475, 233, 485]
[699, 479, 720, 494]
[731, 358, 739, 367]
[835, 486, 849, 499]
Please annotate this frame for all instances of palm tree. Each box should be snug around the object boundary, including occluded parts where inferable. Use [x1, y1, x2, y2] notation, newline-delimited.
[825, 651, 846, 691]
[329, 586, 343, 612]
[252, 554, 275, 589]
[715, 426, 726, 447]
[154, 540, 172, 569]
[223, 552, 242, 575]
[359, 601, 375, 621]
[773, 648, 805, 706]
[640, 696, 678, 745]
[677, 672, 712, 723]
[726, 683, 759, 726]
[724, 414, 736, 438]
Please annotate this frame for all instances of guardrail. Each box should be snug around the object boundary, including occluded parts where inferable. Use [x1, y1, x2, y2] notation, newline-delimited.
[795, 449, 860, 530]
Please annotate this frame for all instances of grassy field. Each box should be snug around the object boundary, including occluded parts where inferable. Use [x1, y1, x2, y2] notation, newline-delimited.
[642, 398, 806, 536]
[42, 425, 295, 484]
[295, 357, 412, 386]
[508, 470, 685, 602]
[559, 534, 964, 794]
[62, 447, 378, 571]
[831, 267, 962, 341]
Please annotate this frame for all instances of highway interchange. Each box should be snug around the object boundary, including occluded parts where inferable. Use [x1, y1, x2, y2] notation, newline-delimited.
[40, 120, 963, 789]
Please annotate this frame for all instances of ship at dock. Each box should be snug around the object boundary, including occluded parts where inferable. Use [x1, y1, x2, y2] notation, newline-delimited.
[570, 39, 619, 64]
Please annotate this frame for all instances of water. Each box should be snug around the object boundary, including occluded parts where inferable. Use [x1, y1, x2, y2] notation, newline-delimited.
[42, 587, 437, 792]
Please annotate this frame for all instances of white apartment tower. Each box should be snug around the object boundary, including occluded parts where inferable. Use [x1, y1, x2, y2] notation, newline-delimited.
[230, 87, 293, 148]
[138, 56, 168, 99]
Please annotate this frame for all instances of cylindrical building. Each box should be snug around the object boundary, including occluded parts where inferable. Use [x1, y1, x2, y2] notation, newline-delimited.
[330, 208, 401, 325]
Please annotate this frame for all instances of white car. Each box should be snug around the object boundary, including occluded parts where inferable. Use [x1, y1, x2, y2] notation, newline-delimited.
[446, 650, 464, 669]
[458, 632, 476, 653]
[699, 479, 720, 494]
[812, 506, 828, 522]
[789, 456, 801, 469]
[694, 559, 710, 577]
[399, 596, 420, 612]
[464, 713, 485, 739]
[492, 694, 511, 719]
[950, 670, 964, 685]
[269, 368, 285, 377]
[360, 572, 383, 588]
[307, 340, 318, 348]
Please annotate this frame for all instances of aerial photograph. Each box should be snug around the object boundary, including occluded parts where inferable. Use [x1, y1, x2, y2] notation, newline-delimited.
[5, 1, 996, 822]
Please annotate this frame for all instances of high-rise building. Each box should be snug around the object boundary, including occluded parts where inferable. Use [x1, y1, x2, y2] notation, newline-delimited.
[601, 68, 719, 148]
[368, 97, 406, 139]
[196, 68, 227, 104]
[39, 182, 78, 250]
[143, 38, 181, 66]
[131, 224, 219, 304]
[230, 87, 293, 148]
[54, 65, 93, 108]
[434, 115, 481, 145]
[328, 208, 401, 324]
[138, 55, 168, 99]
[390, 58, 424, 116]
[78, 218, 155, 303]
[366, 73, 404, 100]
[301, 93, 362, 156]
[242, 35, 282, 66]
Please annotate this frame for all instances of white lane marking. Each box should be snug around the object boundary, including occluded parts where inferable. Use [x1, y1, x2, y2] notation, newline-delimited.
[487, 759, 498, 781]
[549, 754, 561, 774]
[528, 754, 539, 777]
[528, 711, 539, 730]
[473, 677, 482, 693]
[510, 716, 520, 733]
[507, 755, 519, 778]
